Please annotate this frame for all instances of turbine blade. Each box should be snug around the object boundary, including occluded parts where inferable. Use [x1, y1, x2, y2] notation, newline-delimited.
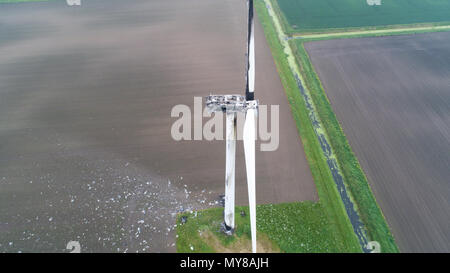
[224, 112, 236, 230]
[246, 0, 255, 101]
[243, 108, 257, 253]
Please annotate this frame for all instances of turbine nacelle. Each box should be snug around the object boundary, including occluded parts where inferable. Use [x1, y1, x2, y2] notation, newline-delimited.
[205, 95, 258, 113]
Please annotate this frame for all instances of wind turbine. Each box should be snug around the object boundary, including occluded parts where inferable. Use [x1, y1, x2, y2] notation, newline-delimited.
[205, 0, 258, 253]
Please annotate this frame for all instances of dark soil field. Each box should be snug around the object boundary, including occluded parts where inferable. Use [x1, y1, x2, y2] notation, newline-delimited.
[0, 0, 316, 252]
[305, 32, 450, 252]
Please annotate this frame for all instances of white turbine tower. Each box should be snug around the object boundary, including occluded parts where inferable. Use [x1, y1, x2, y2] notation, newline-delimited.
[205, 0, 258, 253]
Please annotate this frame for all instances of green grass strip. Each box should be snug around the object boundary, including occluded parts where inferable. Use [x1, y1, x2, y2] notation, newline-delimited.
[294, 26, 450, 42]
[177, 202, 351, 253]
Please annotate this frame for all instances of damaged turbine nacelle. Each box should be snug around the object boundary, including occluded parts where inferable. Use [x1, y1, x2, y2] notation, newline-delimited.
[205, 95, 258, 113]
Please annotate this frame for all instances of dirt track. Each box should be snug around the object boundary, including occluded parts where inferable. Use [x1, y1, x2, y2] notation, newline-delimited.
[305, 32, 450, 252]
[0, 0, 316, 252]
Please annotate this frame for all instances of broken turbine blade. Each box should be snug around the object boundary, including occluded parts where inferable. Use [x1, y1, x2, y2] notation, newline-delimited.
[246, 0, 255, 101]
[224, 112, 237, 231]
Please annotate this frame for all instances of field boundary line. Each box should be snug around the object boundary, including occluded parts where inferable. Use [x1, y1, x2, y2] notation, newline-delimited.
[293, 25, 450, 40]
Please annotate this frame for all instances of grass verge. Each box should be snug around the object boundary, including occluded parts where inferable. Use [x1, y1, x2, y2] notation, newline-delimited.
[177, 202, 350, 253]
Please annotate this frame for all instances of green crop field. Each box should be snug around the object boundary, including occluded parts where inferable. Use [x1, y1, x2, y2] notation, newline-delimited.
[0, 0, 49, 3]
[275, 0, 450, 33]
